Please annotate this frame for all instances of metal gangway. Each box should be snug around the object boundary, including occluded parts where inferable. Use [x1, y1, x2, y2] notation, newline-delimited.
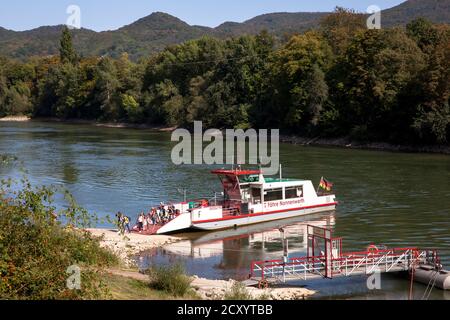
[249, 225, 440, 286]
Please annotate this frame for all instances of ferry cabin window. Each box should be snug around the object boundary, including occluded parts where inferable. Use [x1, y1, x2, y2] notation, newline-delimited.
[264, 189, 283, 202]
[251, 188, 261, 198]
[251, 188, 261, 202]
[241, 186, 251, 202]
[285, 186, 303, 199]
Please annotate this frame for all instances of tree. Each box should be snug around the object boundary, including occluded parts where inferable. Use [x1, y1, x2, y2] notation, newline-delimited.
[320, 7, 366, 57]
[121, 93, 142, 123]
[36, 63, 82, 118]
[263, 33, 332, 132]
[305, 64, 328, 126]
[412, 26, 450, 143]
[92, 57, 121, 120]
[406, 18, 439, 52]
[335, 28, 426, 141]
[60, 26, 78, 65]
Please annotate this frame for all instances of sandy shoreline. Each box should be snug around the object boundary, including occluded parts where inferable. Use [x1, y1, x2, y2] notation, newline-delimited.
[88, 228, 316, 300]
[86, 228, 182, 267]
[33, 117, 176, 131]
[0, 115, 31, 122]
[0, 116, 175, 131]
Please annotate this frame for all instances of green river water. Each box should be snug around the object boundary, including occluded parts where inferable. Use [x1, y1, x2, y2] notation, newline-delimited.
[1, 121, 449, 300]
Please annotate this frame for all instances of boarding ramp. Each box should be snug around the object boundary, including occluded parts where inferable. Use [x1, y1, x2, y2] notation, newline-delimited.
[249, 225, 441, 286]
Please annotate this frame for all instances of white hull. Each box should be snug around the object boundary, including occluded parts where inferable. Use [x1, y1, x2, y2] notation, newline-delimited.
[155, 168, 338, 235]
[192, 204, 337, 231]
[157, 202, 336, 234]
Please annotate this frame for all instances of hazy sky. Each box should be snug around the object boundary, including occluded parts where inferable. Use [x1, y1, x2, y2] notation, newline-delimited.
[0, 0, 405, 31]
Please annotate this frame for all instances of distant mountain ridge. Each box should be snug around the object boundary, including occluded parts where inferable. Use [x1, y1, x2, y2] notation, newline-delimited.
[0, 0, 449, 60]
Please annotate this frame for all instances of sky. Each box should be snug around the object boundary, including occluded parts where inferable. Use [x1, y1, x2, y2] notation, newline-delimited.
[0, 0, 406, 31]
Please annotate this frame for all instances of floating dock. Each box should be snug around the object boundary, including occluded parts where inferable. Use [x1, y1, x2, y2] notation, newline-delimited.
[413, 265, 450, 291]
[247, 225, 449, 292]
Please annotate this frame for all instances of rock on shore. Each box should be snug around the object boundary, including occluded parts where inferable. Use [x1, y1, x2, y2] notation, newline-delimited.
[191, 276, 316, 300]
[0, 115, 31, 122]
[90, 228, 317, 300]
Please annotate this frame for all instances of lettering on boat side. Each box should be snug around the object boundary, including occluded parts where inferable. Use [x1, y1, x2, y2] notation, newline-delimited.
[264, 199, 305, 208]
[171, 121, 280, 175]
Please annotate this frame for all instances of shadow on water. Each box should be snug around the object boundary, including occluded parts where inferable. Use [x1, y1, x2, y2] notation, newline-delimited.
[137, 212, 336, 280]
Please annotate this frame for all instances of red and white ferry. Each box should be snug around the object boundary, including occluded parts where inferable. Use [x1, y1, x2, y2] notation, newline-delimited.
[155, 168, 337, 234]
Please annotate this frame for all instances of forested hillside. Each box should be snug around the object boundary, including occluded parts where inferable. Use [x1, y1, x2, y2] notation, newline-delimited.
[1, 9, 449, 145]
[0, 0, 449, 60]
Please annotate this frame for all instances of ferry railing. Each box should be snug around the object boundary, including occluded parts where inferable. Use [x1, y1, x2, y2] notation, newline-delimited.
[424, 249, 441, 269]
[332, 248, 423, 276]
[222, 208, 241, 217]
[251, 256, 327, 281]
[148, 193, 227, 208]
[251, 247, 433, 282]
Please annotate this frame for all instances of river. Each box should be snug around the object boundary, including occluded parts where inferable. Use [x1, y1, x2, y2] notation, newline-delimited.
[0, 121, 449, 300]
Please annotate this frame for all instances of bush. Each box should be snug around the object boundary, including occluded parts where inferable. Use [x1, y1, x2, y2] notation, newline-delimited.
[0, 178, 118, 300]
[148, 264, 192, 297]
[224, 282, 253, 300]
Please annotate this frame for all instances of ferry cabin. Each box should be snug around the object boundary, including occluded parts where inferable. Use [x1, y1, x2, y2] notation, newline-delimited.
[156, 169, 337, 233]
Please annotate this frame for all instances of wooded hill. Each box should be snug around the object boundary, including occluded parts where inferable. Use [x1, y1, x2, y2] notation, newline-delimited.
[0, 0, 449, 60]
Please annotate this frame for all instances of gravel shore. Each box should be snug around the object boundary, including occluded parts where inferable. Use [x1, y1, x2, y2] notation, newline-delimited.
[0, 116, 31, 122]
[86, 228, 182, 267]
[88, 228, 316, 300]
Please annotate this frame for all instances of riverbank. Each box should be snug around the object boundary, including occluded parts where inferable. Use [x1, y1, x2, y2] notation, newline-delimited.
[280, 135, 450, 155]
[0, 115, 31, 122]
[86, 228, 182, 267]
[31, 117, 176, 131]
[106, 268, 316, 300]
[87, 228, 316, 300]
[4, 116, 448, 155]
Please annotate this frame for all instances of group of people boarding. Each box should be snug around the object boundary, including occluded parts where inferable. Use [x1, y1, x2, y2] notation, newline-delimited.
[136, 203, 181, 232]
[116, 203, 181, 234]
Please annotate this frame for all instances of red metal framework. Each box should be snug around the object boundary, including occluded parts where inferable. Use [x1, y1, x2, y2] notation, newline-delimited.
[307, 225, 342, 278]
[249, 225, 441, 284]
[211, 169, 261, 176]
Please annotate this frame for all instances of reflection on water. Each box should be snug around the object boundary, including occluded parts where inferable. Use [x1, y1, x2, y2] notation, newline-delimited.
[1, 121, 449, 299]
[138, 212, 335, 280]
[138, 212, 447, 300]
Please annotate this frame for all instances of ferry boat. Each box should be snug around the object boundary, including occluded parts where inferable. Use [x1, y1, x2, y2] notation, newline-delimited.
[154, 168, 337, 234]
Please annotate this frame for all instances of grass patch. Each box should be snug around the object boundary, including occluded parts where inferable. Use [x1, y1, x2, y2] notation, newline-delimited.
[148, 264, 193, 298]
[104, 273, 174, 300]
[104, 272, 199, 300]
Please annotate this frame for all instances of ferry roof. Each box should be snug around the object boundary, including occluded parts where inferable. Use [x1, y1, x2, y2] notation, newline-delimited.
[211, 169, 261, 176]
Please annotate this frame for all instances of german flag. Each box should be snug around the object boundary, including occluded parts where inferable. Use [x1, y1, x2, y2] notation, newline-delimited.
[319, 177, 334, 192]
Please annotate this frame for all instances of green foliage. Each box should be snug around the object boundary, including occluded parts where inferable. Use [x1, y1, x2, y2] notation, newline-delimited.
[223, 282, 252, 300]
[407, 18, 440, 50]
[264, 32, 331, 131]
[0, 1, 448, 61]
[60, 27, 78, 65]
[0, 178, 118, 299]
[320, 7, 366, 56]
[1, 21, 450, 145]
[148, 263, 193, 297]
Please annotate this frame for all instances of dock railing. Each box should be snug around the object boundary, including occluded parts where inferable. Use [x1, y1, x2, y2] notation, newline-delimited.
[250, 248, 440, 283]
